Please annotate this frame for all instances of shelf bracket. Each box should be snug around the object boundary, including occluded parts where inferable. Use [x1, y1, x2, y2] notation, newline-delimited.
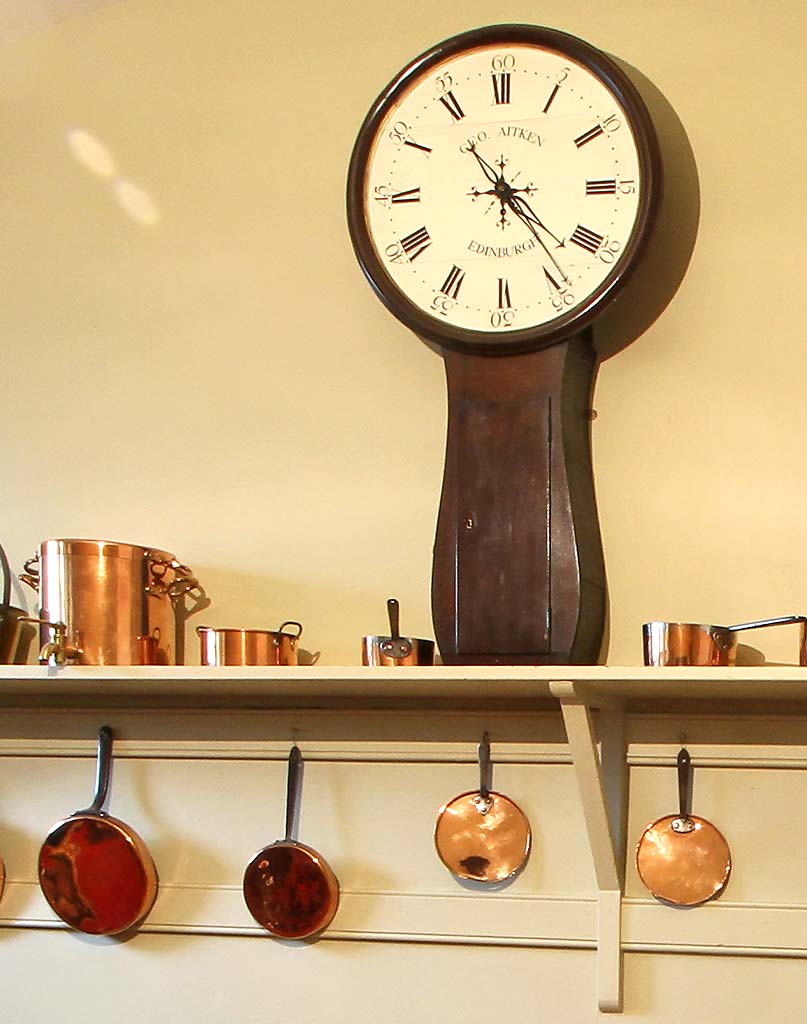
[551, 680, 627, 1014]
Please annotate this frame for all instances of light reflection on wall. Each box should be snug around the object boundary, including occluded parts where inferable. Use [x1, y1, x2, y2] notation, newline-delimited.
[66, 127, 161, 226]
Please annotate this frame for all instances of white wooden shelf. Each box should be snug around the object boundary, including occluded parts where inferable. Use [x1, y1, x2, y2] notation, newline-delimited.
[2, 663, 807, 709]
[2, 663, 806, 1015]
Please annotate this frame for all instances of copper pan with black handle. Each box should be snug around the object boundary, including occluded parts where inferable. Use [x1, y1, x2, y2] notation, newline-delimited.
[243, 745, 339, 939]
[643, 615, 807, 666]
[38, 726, 158, 935]
[636, 748, 731, 906]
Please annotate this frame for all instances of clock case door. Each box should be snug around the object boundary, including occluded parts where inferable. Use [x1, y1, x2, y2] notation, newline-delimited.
[432, 331, 604, 665]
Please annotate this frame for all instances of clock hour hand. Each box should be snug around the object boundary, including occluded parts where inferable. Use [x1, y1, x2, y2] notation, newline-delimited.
[467, 143, 502, 186]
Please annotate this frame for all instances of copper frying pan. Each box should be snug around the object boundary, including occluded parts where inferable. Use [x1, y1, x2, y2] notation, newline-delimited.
[636, 748, 731, 906]
[243, 746, 339, 939]
[434, 734, 531, 883]
[38, 726, 158, 935]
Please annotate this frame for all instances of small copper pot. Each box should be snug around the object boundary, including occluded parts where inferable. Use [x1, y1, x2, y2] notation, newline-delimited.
[197, 622, 302, 666]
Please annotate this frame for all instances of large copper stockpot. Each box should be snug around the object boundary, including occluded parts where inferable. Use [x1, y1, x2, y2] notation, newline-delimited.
[20, 539, 201, 666]
[197, 622, 303, 666]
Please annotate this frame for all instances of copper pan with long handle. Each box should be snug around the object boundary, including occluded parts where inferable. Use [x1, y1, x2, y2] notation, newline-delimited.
[434, 733, 531, 883]
[643, 615, 807, 666]
[38, 726, 158, 935]
[636, 747, 731, 906]
[243, 746, 339, 939]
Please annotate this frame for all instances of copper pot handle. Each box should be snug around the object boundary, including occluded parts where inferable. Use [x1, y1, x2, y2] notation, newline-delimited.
[277, 620, 303, 643]
[147, 557, 201, 600]
[19, 555, 40, 591]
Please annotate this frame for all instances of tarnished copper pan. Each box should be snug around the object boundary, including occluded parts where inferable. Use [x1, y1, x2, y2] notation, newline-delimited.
[434, 734, 531, 883]
[38, 727, 158, 935]
[243, 746, 339, 939]
[636, 748, 731, 906]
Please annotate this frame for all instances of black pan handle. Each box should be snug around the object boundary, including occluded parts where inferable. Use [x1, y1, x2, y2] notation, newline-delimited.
[284, 745, 302, 841]
[86, 725, 113, 814]
[672, 747, 696, 834]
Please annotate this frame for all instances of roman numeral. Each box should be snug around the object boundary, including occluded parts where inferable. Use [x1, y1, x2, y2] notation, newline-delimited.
[400, 226, 431, 261]
[439, 265, 465, 300]
[574, 124, 604, 147]
[404, 138, 432, 155]
[438, 90, 465, 122]
[497, 278, 512, 308]
[391, 187, 421, 204]
[543, 83, 560, 114]
[491, 72, 511, 104]
[569, 224, 604, 255]
[586, 178, 617, 195]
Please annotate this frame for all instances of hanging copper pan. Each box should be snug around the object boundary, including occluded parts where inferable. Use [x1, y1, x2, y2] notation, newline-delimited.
[38, 726, 158, 934]
[636, 748, 731, 906]
[243, 746, 339, 939]
[434, 734, 531, 883]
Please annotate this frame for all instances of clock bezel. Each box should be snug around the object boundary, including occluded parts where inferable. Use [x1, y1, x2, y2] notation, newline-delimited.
[346, 23, 663, 356]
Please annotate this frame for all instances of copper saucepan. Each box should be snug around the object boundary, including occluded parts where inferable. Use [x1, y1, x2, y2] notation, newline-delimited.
[434, 733, 531, 883]
[197, 621, 303, 666]
[38, 726, 158, 935]
[636, 748, 731, 906]
[643, 615, 807, 666]
[243, 746, 339, 939]
[362, 597, 435, 666]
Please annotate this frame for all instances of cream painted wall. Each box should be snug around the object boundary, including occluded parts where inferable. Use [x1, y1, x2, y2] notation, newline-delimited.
[2, 0, 806, 665]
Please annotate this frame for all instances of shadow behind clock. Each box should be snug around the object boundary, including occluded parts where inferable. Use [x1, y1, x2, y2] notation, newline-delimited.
[433, 71, 699, 666]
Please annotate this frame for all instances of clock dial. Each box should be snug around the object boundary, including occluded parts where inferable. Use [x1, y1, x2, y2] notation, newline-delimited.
[348, 26, 661, 353]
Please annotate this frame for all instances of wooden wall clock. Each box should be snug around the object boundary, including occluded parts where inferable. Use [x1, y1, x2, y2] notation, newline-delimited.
[347, 24, 662, 665]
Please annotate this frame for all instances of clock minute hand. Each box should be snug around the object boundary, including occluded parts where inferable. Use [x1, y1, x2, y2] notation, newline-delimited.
[503, 192, 570, 285]
[507, 193, 565, 248]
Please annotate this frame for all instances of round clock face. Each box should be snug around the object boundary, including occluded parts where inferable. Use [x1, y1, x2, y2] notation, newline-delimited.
[347, 26, 661, 353]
